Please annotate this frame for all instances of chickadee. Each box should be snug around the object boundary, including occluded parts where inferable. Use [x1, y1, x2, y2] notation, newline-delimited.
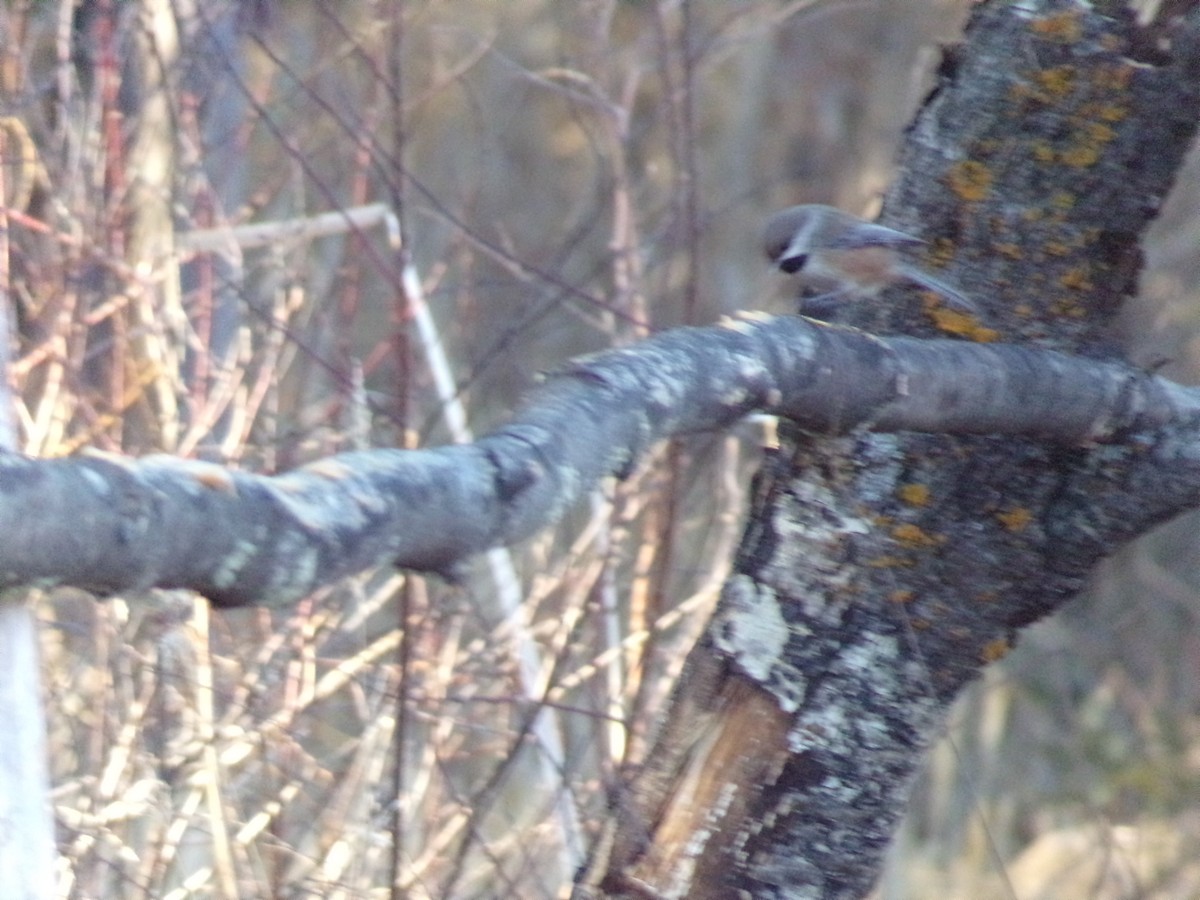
[763, 204, 977, 312]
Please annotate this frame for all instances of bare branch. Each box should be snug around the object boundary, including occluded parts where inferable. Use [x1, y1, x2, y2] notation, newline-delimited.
[0, 314, 1194, 609]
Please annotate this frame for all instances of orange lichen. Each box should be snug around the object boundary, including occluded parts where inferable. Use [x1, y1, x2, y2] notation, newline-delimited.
[1095, 63, 1134, 91]
[927, 304, 1000, 342]
[1050, 192, 1076, 210]
[866, 555, 915, 569]
[947, 160, 993, 202]
[996, 506, 1034, 533]
[891, 523, 945, 548]
[1034, 65, 1077, 99]
[1032, 142, 1056, 163]
[1030, 11, 1083, 42]
[1060, 266, 1094, 291]
[1050, 296, 1086, 318]
[897, 483, 931, 507]
[1060, 144, 1100, 167]
[1090, 102, 1128, 123]
[927, 237, 959, 266]
[1084, 121, 1116, 144]
[1059, 121, 1116, 169]
[888, 589, 916, 604]
[981, 637, 1012, 663]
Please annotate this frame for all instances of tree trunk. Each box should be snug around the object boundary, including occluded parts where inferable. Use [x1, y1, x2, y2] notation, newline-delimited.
[588, 3, 1200, 897]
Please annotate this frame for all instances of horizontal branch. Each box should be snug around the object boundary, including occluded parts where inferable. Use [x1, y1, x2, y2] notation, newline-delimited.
[1, 314, 1195, 607]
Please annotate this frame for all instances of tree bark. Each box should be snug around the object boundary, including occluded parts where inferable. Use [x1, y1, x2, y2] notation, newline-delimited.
[0, 319, 1193, 609]
[589, 2, 1200, 897]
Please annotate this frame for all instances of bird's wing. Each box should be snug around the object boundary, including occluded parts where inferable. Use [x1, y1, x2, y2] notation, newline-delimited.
[901, 265, 978, 312]
[828, 221, 924, 250]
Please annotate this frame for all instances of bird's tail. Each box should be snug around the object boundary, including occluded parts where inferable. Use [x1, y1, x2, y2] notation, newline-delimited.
[898, 263, 978, 312]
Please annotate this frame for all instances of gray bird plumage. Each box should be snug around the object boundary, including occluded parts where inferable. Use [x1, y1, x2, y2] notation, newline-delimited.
[763, 204, 976, 312]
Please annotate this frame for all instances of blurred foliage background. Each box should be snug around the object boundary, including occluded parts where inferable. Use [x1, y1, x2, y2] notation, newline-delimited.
[1, 0, 1199, 897]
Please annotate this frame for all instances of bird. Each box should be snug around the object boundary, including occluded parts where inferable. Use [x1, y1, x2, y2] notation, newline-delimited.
[762, 204, 977, 313]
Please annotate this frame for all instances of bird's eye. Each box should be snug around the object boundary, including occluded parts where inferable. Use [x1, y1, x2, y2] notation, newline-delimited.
[780, 254, 807, 274]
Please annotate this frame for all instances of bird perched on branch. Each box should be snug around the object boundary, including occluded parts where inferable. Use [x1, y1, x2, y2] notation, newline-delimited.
[763, 204, 977, 314]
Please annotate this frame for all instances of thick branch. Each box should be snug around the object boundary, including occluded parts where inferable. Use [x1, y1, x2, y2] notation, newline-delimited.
[0, 315, 1195, 608]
